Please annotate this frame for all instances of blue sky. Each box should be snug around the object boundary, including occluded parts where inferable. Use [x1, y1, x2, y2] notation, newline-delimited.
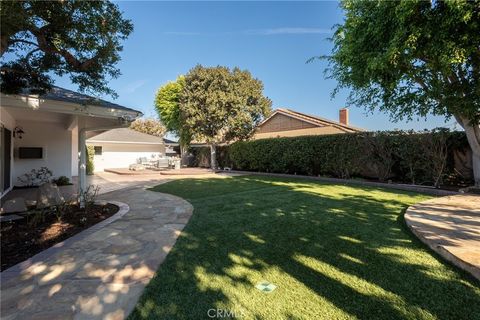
[54, 1, 456, 131]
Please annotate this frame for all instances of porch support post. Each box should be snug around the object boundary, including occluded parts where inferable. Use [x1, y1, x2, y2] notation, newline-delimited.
[78, 129, 87, 207]
[76, 119, 132, 207]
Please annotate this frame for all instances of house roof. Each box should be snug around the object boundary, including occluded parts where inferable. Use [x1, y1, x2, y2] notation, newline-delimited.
[259, 108, 365, 133]
[254, 126, 349, 139]
[21, 86, 142, 115]
[87, 128, 173, 145]
[163, 138, 179, 145]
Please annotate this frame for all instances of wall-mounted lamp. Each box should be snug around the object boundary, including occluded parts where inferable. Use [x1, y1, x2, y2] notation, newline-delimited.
[13, 126, 25, 139]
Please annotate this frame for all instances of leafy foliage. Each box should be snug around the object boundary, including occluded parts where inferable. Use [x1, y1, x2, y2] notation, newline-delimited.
[181, 65, 272, 144]
[180, 65, 272, 168]
[52, 176, 71, 186]
[0, 1, 133, 97]
[154, 76, 190, 146]
[321, 0, 480, 186]
[130, 118, 166, 137]
[324, 0, 479, 124]
[201, 130, 472, 187]
[86, 145, 95, 175]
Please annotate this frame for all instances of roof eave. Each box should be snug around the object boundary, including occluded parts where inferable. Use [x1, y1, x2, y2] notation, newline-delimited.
[1, 93, 142, 120]
[86, 140, 164, 145]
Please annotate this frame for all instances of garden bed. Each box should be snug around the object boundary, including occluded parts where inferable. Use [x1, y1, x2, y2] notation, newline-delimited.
[0, 202, 119, 271]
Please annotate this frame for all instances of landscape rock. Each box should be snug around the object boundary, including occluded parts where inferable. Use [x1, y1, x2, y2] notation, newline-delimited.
[1, 197, 28, 214]
[25, 199, 37, 208]
[36, 183, 65, 208]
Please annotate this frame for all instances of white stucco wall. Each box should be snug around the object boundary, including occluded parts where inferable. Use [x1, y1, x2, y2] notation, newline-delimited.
[87, 142, 166, 172]
[0, 108, 15, 195]
[14, 120, 73, 185]
[0, 107, 15, 128]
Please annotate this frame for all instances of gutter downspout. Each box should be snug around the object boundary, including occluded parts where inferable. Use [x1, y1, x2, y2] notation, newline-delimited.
[78, 118, 132, 207]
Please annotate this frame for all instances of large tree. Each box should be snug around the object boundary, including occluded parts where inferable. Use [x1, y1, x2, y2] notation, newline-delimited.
[324, 0, 480, 186]
[181, 65, 272, 169]
[154, 76, 191, 163]
[0, 0, 133, 97]
[130, 118, 166, 137]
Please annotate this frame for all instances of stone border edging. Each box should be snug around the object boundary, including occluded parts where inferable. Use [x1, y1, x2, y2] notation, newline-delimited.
[0, 200, 129, 282]
[226, 170, 459, 196]
[404, 198, 480, 281]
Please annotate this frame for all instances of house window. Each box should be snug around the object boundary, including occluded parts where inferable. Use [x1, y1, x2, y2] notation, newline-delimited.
[94, 146, 102, 155]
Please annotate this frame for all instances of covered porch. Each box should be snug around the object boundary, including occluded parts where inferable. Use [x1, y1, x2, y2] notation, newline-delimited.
[0, 86, 142, 205]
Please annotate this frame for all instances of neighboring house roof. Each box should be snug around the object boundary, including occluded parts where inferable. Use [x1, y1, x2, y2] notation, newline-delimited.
[163, 138, 179, 145]
[87, 128, 169, 145]
[254, 126, 352, 139]
[258, 108, 365, 134]
[252, 108, 366, 140]
[21, 86, 142, 114]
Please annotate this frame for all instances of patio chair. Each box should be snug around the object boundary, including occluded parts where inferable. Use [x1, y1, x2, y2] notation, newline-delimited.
[157, 158, 169, 169]
[138, 157, 149, 165]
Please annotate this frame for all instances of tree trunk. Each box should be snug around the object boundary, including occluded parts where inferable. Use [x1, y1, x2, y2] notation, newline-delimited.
[455, 114, 480, 187]
[210, 144, 217, 170]
[472, 151, 480, 188]
[0, 35, 9, 57]
[180, 145, 188, 166]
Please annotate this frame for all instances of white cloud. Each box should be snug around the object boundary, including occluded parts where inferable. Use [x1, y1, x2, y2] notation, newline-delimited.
[163, 31, 203, 36]
[161, 28, 332, 36]
[245, 27, 332, 35]
[125, 80, 147, 93]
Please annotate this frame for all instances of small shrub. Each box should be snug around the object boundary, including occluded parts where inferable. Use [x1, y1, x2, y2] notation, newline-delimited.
[52, 196, 76, 221]
[422, 129, 449, 188]
[53, 176, 71, 186]
[27, 209, 47, 227]
[80, 185, 100, 212]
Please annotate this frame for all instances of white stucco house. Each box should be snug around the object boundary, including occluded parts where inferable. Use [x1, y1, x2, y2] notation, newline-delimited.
[0, 86, 142, 199]
[86, 128, 178, 172]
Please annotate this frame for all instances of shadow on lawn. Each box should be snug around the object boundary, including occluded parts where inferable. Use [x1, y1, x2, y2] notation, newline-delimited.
[130, 176, 480, 320]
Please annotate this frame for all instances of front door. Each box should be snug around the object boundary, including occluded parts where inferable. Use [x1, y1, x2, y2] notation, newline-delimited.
[1, 127, 12, 192]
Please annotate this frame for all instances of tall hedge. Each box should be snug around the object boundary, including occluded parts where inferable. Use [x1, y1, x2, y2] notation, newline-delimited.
[192, 130, 472, 187]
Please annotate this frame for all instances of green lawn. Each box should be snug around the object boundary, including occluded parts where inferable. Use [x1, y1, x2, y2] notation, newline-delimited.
[129, 175, 480, 320]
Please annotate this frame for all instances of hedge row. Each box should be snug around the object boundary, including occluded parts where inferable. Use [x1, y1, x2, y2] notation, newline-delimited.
[192, 130, 473, 187]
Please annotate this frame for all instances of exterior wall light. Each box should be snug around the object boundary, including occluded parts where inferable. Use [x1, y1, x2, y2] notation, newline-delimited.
[13, 126, 25, 139]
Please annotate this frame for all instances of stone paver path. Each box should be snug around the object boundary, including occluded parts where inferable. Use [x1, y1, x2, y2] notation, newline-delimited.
[0, 184, 193, 320]
[405, 194, 480, 280]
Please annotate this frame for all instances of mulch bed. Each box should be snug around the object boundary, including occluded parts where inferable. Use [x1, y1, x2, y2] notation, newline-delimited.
[0, 203, 119, 271]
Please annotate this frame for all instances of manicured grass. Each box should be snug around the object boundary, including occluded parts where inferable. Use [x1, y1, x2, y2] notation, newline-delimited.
[129, 175, 480, 320]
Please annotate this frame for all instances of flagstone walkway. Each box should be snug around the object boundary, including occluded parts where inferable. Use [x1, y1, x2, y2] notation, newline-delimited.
[0, 184, 193, 320]
[405, 194, 480, 281]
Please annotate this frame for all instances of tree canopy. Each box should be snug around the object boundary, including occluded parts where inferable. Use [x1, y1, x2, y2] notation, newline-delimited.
[181, 65, 272, 168]
[0, 0, 133, 97]
[130, 118, 166, 137]
[154, 76, 190, 146]
[324, 0, 480, 186]
[182, 65, 272, 143]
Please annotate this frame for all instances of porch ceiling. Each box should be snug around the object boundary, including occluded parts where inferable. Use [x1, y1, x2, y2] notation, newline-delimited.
[2, 107, 70, 124]
[3, 106, 130, 130]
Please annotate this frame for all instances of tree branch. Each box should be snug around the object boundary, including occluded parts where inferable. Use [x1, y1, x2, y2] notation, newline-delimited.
[10, 38, 39, 47]
[0, 66, 39, 76]
[413, 76, 429, 91]
[29, 26, 98, 72]
[25, 48, 41, 61]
